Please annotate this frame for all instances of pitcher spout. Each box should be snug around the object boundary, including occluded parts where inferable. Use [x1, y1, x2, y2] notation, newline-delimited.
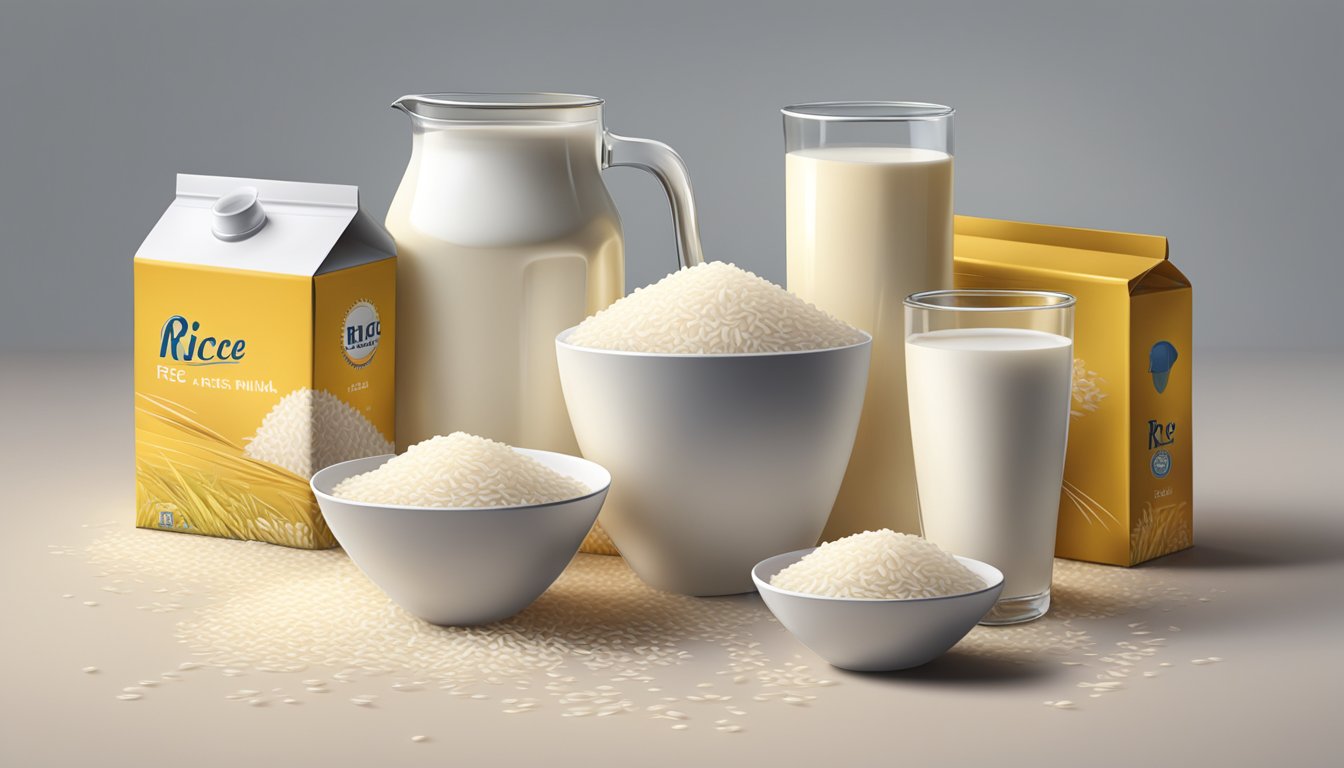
[390, 95, 421, 117]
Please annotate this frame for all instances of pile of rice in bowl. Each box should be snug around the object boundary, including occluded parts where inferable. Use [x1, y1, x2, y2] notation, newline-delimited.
[566, 261, 866, 354]
[771, 529, 986, 600]
[331, 432, 589, 508]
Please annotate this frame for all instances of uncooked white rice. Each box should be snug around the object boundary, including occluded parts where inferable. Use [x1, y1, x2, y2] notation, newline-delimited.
[331, 432, 589, 508]
[80, 525, 1199, 721]
[566, 261, 865, 354]
[1071, 358, 1107, 418]
[770, 529, 985, 599]
[243, 388, 394, 478]
[84, 529, 832, 721]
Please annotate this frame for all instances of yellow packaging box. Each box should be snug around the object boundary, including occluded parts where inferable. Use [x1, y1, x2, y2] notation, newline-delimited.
[134, 175, 396, 548]
[954, 216, 1192, 566]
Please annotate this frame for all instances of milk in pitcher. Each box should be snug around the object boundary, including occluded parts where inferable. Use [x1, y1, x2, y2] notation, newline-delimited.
[388, 119, 624, 454]
[386, 93, 707, 555]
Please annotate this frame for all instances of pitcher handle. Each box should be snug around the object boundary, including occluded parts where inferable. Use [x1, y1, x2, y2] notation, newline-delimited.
[603, 131, 705, 269]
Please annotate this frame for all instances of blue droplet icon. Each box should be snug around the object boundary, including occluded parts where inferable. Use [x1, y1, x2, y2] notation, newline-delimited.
[1149, 341, 1178, 393]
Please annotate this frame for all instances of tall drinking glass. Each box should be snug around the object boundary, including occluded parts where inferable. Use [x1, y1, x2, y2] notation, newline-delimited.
[904, 290, 1075, 625]
[784, 102, 954, 541]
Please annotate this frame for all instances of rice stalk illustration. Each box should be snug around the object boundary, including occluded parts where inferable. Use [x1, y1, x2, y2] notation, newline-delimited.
[135, 393, 336, 549]
[1060, 479, 1120, 530]
[1131, 500, 1192, 564]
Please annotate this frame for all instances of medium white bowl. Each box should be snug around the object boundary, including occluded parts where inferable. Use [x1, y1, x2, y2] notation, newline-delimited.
[752, 548, 1005, 671]
[556, 329, 871, 596]
[311, 449, 610, 626]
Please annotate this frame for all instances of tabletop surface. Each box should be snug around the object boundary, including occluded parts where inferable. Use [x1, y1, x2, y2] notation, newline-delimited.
[2, 351, 1340, 768]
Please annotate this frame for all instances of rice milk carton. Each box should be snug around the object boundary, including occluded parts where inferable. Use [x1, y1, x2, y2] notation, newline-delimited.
[134, 174, 396, 548]
[954, 215, 1192, 566]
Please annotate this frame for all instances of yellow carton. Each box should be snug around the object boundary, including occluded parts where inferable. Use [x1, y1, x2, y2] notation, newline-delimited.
[954, 216, 1192, 566]
[134, 175, 396, 548]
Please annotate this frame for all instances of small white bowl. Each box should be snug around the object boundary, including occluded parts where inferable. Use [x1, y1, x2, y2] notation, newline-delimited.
[752, 548, 1005, 672]
[311, 449, 610, 626]
[556, 329, 871, 596]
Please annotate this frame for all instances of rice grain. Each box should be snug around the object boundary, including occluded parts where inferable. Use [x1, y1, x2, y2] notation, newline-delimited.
[332, 433, 587, 508]
[243, 389, 394, 478]
[567, 262, 863, 355]
[770, 529, 983, 599]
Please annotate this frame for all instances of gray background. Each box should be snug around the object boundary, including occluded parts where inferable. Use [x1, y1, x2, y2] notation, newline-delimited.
[2, 0, 1340, 353]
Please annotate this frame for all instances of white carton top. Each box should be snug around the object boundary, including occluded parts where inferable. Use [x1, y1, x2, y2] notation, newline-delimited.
[136, 174, 395, 276]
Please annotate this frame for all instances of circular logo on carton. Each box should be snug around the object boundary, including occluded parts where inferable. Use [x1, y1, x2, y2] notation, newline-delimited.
[1151, 449, 1172, 479]
[342, 300, 381, 368]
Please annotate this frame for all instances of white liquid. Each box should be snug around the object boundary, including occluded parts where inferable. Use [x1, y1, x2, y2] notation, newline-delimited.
[786, 146, 953, 538]
[905, 328, 1072, 599]
[387, 122, 624, 453]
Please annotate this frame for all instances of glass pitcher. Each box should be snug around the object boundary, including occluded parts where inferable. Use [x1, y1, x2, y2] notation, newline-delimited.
[387, 93, 705, 463]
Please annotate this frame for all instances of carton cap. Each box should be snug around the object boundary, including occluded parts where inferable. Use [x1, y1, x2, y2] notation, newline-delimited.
[135, 174, 394, 276]
[211, 187, 267, 242]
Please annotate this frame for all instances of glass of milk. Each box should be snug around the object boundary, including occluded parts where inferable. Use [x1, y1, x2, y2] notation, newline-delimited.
[783, 102, 954, 543]
[904, 290, 1076, 625]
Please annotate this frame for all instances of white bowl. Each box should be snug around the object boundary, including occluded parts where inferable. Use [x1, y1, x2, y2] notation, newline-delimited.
[752, 548, 1005, 671]
[311, 449, 610, 626]
[556, 329, 871, 596]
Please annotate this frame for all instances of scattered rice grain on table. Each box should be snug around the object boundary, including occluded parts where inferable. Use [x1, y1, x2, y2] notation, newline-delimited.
[82, 526, 1207, 720]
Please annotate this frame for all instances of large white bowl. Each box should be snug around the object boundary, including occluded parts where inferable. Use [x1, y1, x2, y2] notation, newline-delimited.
[753, 548, 1005, 671]
[311, 449, 610, 626]
[556, 329, 871, 596]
